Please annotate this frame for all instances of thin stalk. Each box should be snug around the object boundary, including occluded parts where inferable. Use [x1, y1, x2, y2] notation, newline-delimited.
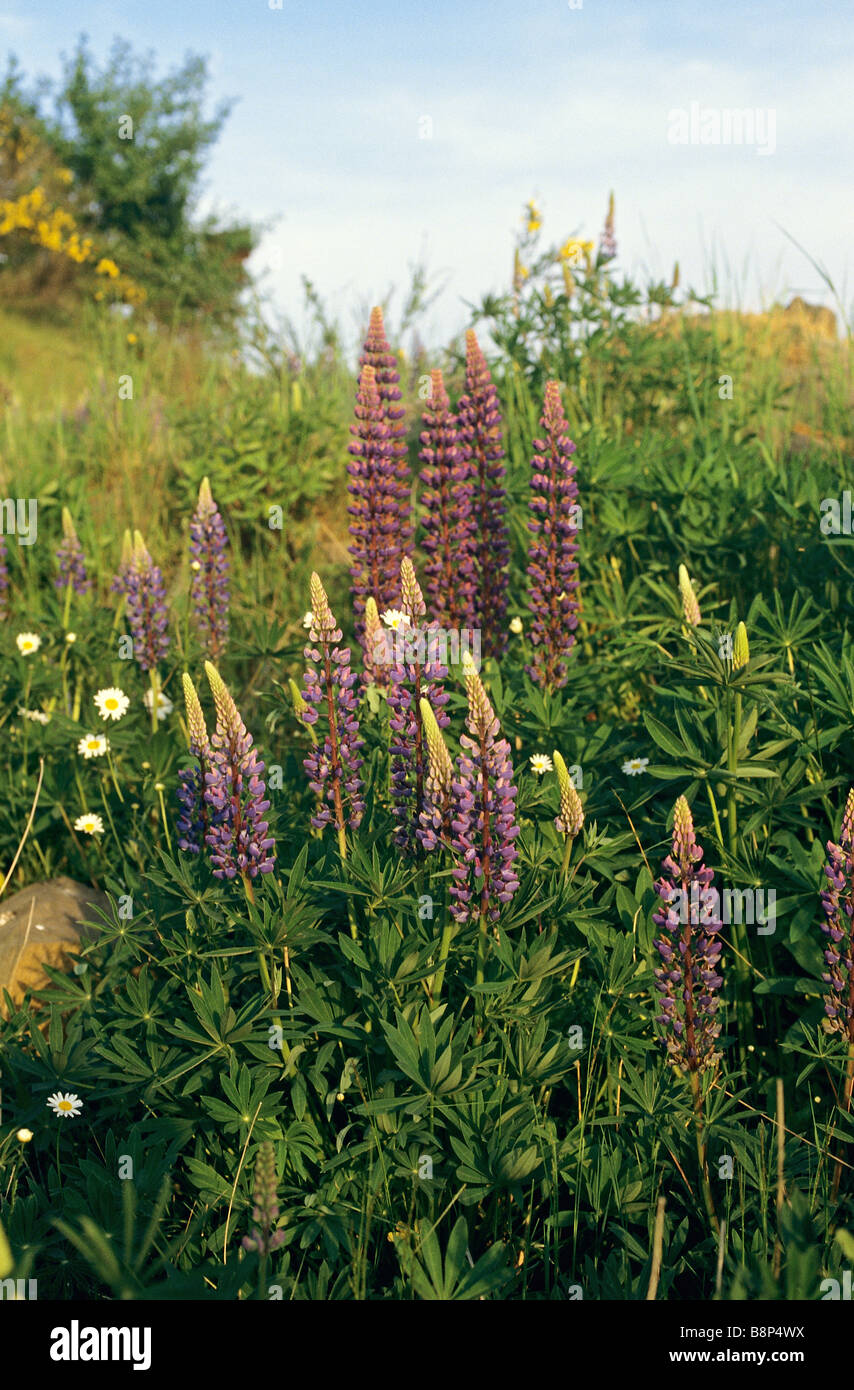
[689, 1069, 719, 1234]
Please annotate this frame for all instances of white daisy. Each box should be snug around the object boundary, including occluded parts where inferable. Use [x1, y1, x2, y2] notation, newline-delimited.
[65, 632, 77, 644]
[143, 688, 174, 721]
[509, 617, 524, 635]
[18, 707, 51, 725]
[381, 609, 410, 632]
[46, 1092, 83, 1119]
[16, 632, 41, 656]
[622, 757, 649, 776]
[94, 687, 129, 721]
[530, 754, 554, 775]
[16, 1128, 33, 1142]
[77, 734, 109, 759]
[74, 812, 105, 835]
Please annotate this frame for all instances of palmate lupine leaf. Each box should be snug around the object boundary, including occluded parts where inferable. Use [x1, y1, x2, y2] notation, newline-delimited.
[395, 1216, 512, 1301]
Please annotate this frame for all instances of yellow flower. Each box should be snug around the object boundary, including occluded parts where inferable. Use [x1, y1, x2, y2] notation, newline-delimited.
[127, 332, 137, 344]
[95, 257, 120, 278]
[525, 200, 542, 234]
[559, 238, 595, 267]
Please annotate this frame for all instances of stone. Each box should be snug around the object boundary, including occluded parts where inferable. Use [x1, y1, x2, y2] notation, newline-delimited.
[0, 876, 109, 1015]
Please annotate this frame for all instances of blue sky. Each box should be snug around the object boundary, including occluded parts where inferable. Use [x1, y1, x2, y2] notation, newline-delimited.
[3, 0, 852, 349]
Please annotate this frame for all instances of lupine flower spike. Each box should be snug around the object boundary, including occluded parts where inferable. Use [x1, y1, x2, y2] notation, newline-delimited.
[362, 594, 389, 690]
[55, 509, 92, 597]
[125, 531, 170, 672]
[387, 557, 449, 851]
[451, 654, 520, 1022]
[203, 662, 276, 882]
[360, 306, 412, 550]
[554, 750, 583, 880]
[733, 621, 749, 670]
[176, 673, 211, 856]
[820, 788, 854, 1195]
[110, 528, 134, 596]
[678, 565, 701, 627]
[241, 1141, 286, 1256]
[450, 653, 520, 927]
[652, 794, 722, 1230]
[599, 191, 617, 262]
[458, 331, 510, 660]
[526, 382, 580, 689]
[652, 796, 724, 1073]
[189, 477, 230, 661]
[819, 789, 854, 1043]
[419, 368, 477, 631]
[417, 696, 455, 852]
[300, 573, 365, 855]
[347, 363, 406, 642]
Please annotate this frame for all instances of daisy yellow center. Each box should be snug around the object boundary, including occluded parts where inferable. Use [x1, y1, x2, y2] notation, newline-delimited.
[58, 1100, 73, 1111]
[105, 699, 118, 709]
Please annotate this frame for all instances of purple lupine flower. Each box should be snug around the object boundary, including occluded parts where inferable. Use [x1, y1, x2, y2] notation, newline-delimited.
[419, 368, 477, 631]
[449, 654, 520, 924]
[417, 695, 455, 853]
[347, 363, 405, 646]
[176, 672, 212, 855]
[360, 305, 413, 550]
[300, 572, 365, 834]
[124, 531, 170, 671]
[386, 557, 450, 852]
[203, 661, 276, 880]
[189, 476, 230, 662]
[819, 788, 854, 1041]
[54, 508, 92, 595]
[0, 533, 9, 622]
[241, 1141, 286, 1256]
[598, 191, 617, 262]
[110, 529, 134, 597]
[526, 381, 580, 690]
[652, 796, 724, 1073]
[457, 331, 510, 661]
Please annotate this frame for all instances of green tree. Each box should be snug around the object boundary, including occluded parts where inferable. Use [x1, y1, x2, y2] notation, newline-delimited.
[47, 36, 256, 324]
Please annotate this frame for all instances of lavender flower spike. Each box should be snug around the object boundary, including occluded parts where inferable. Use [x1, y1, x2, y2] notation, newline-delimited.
[176, 673, 211, 855]
[300, 572, 365, 839]
[652, 796, 724, 1073]
[189, 476, 230, 661]
[819, 788, 854, 1041]
[203, 661, 276, 880]
[347, 363, 404, 643]
[125, 531, 170, 672]
[241, 1141, 286, 1256]
[449, 652, 520, 925]
[458, 331, 510, 660]
[419, 368, 477, 631]
[55, 508, 92, 595]
[526, 381, 580, 690]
